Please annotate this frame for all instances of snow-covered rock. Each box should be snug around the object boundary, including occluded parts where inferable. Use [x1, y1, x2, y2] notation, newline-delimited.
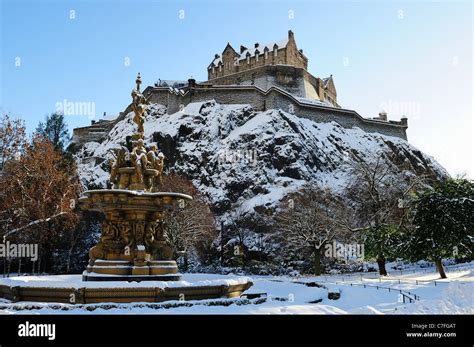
[74, 101, 448, 223]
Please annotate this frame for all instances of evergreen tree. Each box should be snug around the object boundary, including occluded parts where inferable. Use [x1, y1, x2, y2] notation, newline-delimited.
[359, 224, 405, 276]
[36, 113, 70, 152]
[406, 179, 474, 278]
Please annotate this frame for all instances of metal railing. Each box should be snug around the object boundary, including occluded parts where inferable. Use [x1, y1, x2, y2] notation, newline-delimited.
[309, 262, 473, 283]
[332, 281, 419, 303]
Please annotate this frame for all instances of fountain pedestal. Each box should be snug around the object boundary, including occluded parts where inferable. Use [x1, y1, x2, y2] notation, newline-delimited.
[79, 190, 191, 282]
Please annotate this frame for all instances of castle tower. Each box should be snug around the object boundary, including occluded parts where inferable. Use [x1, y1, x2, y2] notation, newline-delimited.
[204, 31, 339, 107]
[207, 30, 308, 80]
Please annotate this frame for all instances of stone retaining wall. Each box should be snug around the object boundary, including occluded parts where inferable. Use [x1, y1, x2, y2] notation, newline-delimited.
[142, 84, 408, 140]
[0, 282, 252, 304]
[71, 82, 408, 150]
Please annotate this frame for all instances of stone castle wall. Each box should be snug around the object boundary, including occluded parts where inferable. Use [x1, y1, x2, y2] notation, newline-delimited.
[71, 82, 407, 150]
[204, 65, 308, 98]
[160, 85, 407, 139]
[265, 90, 407, 139]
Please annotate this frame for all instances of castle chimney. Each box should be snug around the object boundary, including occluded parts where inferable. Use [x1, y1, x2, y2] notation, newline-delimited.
[214, 54, 219, 59]
[240, 45, 247, 54]
[254, 43, 259, 48]
[188, 77, 196, 89]
[400, 116, 408, 127]
[378, 111, 387, 121]
[288, 30, 294, 39]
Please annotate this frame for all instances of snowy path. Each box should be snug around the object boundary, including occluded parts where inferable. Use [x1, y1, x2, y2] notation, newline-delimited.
[0, 262, 472, 314]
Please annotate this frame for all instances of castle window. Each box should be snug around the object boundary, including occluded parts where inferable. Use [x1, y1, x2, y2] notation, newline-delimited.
[255, 54, 259, 63]
[212, 66, 215, 74]
[247, 55, 250, 65]
[274, 49, 278, 58]
[264, 51, 268, 60]
[219, 65, 222, 72]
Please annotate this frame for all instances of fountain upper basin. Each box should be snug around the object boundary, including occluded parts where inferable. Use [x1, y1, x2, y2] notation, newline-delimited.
[79, 189, 193, 213]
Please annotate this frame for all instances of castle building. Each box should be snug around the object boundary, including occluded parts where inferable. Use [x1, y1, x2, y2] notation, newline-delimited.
[71, 31, 408, 152]
[206, 30, 339, 107]
[208, 30, 308, 78]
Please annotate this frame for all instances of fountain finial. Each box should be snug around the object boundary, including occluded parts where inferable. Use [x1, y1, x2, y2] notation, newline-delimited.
[107, 74, 166, 193]
[136, 72, 142, 93]
[131, 73, 147, 134]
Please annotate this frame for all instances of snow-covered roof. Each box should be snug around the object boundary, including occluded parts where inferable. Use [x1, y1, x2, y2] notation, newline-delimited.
[101, 113, 117, 121]
[295, 96, 333, 108]
[239, 37, 289, 58]
[209, 37, 289, 68]
[322, 76, 333, 89]
[210, 55, 222, 67]
[155, 79, 188, 88]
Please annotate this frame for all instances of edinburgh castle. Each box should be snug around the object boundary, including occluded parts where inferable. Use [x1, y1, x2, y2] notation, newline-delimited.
[71, 31, 408, 150]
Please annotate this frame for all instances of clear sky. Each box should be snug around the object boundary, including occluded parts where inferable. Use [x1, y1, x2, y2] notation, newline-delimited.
[1, 0, 472, 177]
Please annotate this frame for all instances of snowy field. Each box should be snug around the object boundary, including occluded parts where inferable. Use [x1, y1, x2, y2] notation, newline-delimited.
[0, 262, 472, 315]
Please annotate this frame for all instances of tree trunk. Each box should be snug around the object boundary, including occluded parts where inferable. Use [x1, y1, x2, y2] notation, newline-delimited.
[435, 259, 447, 279]
[66, 248, 73, 274]
[240, 243, 246, 269]
[314, 248, 322, 276]
[376, 255, 387, 276]
[183, 252, 189, 272]
[220, 228, 224, 266]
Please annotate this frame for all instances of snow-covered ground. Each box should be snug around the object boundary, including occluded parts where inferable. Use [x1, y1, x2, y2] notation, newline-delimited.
[0, 273, 251, 289]
[0, 262, 472, 314]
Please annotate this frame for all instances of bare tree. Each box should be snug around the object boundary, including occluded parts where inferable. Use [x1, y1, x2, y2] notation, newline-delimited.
[276, 185, 351, 275]
[0, 135, 80, 275]
[0, 114, 26, 174]
[161, 175, 216, 269]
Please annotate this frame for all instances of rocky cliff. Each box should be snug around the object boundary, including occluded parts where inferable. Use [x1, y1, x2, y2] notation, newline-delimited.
[74, 100, 448, 224]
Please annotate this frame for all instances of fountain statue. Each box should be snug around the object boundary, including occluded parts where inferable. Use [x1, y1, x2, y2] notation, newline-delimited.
[79, 73, 192, 281]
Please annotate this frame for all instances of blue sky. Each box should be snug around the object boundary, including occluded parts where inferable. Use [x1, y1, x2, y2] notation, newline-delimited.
[1, 0, 472, 177]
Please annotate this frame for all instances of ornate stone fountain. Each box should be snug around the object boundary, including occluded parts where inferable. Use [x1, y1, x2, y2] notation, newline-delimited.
[79, 73, 192, 281]
[0, 74, 252, 304]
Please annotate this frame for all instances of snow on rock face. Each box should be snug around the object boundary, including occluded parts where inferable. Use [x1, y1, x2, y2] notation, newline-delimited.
[74, 101, 448, 219]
